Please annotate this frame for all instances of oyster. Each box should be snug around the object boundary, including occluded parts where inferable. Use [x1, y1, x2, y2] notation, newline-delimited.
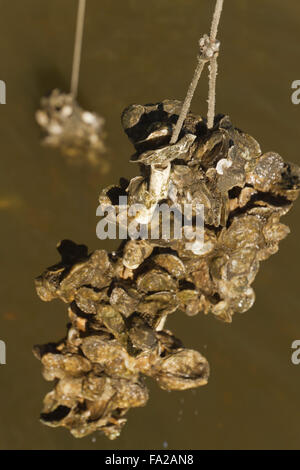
[133, 133, 196, 165]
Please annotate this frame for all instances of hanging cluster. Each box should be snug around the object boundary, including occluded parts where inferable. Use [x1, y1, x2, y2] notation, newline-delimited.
[36, 89, 107, 170]
[34, 100, 300, 439]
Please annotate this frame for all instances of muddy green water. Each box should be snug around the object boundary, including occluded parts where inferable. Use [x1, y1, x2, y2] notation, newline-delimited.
[0, 0, 300, 450]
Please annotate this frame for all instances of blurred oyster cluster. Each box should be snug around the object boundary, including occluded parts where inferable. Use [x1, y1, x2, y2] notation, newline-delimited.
[34, 100, 300, 439]
[36, 89, 108, 171]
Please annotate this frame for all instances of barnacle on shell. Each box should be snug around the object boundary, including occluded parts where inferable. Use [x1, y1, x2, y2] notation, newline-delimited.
[34, 100, 300, 439]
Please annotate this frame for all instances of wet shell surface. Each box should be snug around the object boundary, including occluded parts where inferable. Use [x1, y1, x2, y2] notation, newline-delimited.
[34, 101, 300, 439]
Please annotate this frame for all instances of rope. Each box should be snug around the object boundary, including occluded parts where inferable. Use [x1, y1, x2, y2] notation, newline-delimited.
[207, 55, 218, 129]
[210, 0, 224, 41]
[207, 0, 224, 128]
[170, 59, 206, 144]
[170, 0, 225, 142]
[70, 0, 87, 98]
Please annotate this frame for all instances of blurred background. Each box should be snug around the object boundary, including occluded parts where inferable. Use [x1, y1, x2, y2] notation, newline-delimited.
[0, 0, 299, 450]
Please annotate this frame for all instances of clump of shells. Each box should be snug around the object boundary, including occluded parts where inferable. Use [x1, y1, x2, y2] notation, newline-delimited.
[36, 89, 107, 170]
[34, 100, 300, 439]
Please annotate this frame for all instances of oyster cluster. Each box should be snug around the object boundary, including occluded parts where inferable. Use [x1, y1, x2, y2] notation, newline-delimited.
[34, 100, 300, 439]
[34, 241, 209, 439]
[36, 89, 108, 170]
